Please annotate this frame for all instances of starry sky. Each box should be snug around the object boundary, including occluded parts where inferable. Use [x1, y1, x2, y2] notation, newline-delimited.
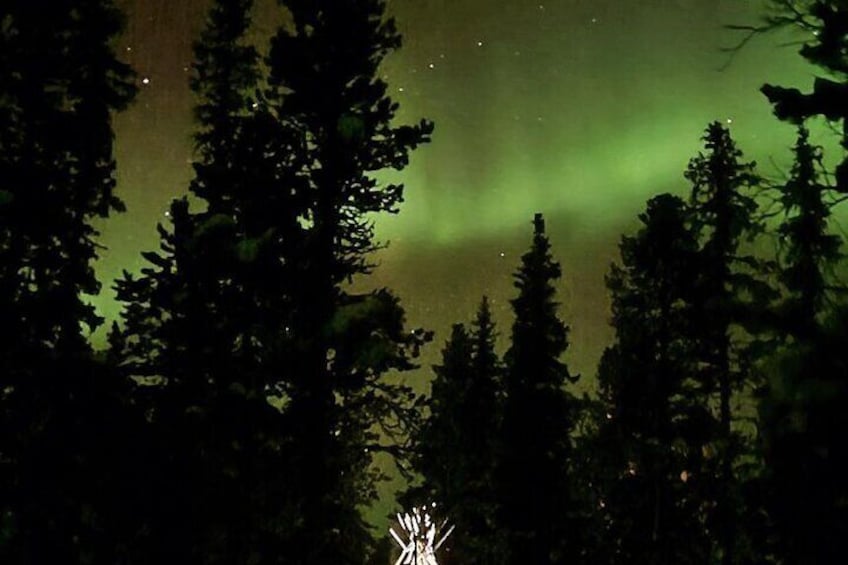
[94, 0, 817, 384]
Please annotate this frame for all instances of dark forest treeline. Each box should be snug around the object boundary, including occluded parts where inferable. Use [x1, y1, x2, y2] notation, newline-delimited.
[410, 3, 848, 564]
[1, 0, 848, 564]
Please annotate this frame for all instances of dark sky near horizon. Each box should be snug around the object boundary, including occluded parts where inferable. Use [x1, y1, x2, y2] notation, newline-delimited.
[94, 0, 818, 386]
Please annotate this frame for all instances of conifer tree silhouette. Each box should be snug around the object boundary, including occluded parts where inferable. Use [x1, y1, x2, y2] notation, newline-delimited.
[0, 0, 135, 357]
[685, 122, 765, 565]
[115, 1, 432, 562]
[263, 1, 433, 561]
[113, 1, 301, 561]
[409, 297, 501, 564]
[0, 0, 137, 562]
[594, 194, 707, 565]
[774, 126, 843, 340]
[736, 5, 848, 561]
[757, 129, 847, 565]
[494, 214, 582, 564]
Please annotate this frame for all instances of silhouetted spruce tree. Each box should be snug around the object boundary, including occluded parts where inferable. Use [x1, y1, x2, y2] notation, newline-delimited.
[685, 122, 767, 565]
[594, 194, 708, 565]
[494, 214, 582, 564]
[756, 130, 847, 565]
[408, 297, 501, 564]
[113, 1, 304, 562]
[265, 1, 434, 561]
[736, 5, 848, 561]
[0, 0, 135, 357]
[774, 126, 843, 339]
[115, 0, 431, 561]
[0, 0, 138, 562]
[466, 295, 501, 563]
[412, 322, 474, 499]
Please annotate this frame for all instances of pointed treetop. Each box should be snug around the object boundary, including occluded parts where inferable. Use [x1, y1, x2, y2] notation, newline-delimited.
[472, 296, 496, 337]
[533, 213, 545, 236]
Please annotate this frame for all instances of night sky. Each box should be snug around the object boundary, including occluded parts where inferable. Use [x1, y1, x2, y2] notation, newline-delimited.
[93, 0, 815, 386]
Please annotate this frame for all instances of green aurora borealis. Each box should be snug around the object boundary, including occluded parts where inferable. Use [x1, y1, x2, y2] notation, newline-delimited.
[93, 0, 821, 383]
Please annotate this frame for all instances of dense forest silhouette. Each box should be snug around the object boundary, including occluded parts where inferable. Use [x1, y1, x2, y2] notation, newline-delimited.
[1, 0, 847, 563]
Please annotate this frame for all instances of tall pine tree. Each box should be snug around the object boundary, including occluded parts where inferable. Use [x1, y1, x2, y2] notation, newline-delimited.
[117, 1, 434, 561]
[112, 1, 302, 561]
[409, 297, 501, 564]
[494, 214, 582, 564]
[758, 128, 847, 565]
[774, 126, 843, 339]
[685, 122, 764, 565]
[264, 1, 433, 561]
[0, 0, 137, 562]
[0, 0, 135, 357]
[594, 194, 707, 565]
[742, 5, 848, 560]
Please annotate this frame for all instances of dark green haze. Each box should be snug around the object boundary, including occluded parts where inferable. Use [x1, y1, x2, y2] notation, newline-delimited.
[97, 0, 817, 388]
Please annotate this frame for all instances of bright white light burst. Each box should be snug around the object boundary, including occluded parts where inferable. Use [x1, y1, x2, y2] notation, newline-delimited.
[389, 504, 454, 565]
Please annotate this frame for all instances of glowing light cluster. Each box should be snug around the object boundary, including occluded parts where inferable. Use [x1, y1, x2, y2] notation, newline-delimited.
[389, 504, 454, 565]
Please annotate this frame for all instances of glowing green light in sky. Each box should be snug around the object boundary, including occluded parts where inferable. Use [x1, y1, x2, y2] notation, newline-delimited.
[91, 0, 832, 374]
[80, 0, 848, 532]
